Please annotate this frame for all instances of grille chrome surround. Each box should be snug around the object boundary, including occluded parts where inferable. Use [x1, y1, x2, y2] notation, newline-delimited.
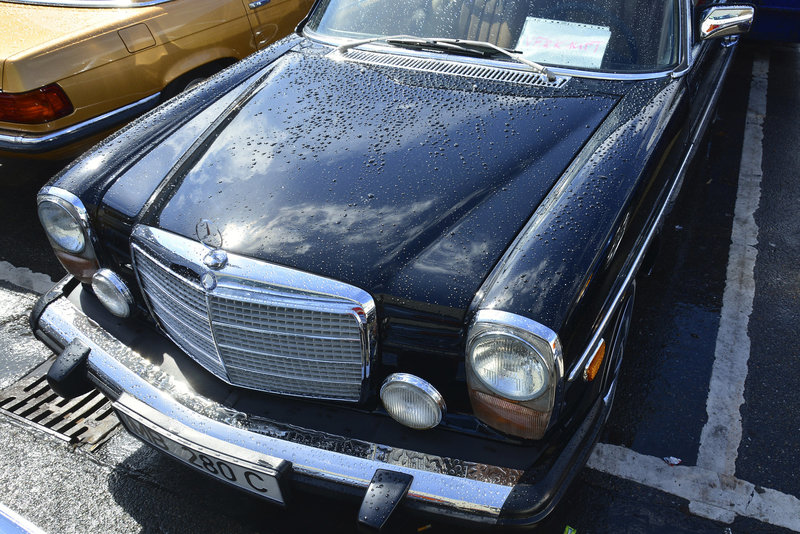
[130, 225, 376, 403]
[334, 49, 569, 88]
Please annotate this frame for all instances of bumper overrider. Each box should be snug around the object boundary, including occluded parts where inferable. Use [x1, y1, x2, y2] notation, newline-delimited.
[30, 276, 610, 530]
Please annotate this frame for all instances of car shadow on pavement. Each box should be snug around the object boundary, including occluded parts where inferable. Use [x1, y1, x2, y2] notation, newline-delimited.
[0, 157, 71, 280]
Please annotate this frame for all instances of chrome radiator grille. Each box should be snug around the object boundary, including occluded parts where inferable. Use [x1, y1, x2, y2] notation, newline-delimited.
[135, 253, 225, 377]
[130, 226, 375, 402]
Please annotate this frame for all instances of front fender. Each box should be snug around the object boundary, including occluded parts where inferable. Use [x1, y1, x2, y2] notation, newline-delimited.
[471, 77, 687, 373]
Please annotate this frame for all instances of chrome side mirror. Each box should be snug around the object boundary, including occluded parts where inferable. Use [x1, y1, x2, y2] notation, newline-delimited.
[700, 5, 755, 40]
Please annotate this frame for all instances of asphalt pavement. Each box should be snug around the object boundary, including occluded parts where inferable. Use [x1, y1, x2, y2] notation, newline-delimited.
[0, 40, 797, 534]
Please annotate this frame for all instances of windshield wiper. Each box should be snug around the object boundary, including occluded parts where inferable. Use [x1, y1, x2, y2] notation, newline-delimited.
[336, 35, 555, 81]
[389, 38, 555, 81]
[335, 34, 418, 53]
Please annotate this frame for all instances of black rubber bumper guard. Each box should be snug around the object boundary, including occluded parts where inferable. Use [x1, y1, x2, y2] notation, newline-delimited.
[358, 469, 414, 532]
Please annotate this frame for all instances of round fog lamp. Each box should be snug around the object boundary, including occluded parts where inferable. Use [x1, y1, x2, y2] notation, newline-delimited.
[92, 269, 134, 318]
[380, 373, 445, 430]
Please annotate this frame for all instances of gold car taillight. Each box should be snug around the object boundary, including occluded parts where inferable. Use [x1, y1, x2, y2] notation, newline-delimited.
[466, 310, 563, 440]
[0, 84, 74, 124]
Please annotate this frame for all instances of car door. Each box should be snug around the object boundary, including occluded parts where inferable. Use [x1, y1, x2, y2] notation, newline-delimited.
[240, 0, 315, 49]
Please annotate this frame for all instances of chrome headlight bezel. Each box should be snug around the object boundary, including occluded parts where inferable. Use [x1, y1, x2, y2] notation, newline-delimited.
[37, 187, 93, 255]
[465, 309, 563, 439]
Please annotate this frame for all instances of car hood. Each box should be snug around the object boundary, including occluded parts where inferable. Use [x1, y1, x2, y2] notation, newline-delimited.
[0, 2, 144, 91]
[145, 47, 619, 311]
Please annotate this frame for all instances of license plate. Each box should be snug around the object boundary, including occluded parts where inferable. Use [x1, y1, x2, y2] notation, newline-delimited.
[116, 410, 285, 505]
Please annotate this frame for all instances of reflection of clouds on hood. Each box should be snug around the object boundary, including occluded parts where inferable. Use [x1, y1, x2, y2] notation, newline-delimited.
[221, 198, 436, 257]
[151, 51, 620, 310]
[104, 88, 245, 218]
[415, 239, 489, 275]
[409, 228, 493, 285]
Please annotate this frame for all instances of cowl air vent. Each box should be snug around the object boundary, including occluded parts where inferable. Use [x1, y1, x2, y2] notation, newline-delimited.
[335, 49, 568, 88]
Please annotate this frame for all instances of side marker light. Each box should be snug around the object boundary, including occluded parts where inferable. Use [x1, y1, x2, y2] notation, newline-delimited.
[583, 339, 606, 382]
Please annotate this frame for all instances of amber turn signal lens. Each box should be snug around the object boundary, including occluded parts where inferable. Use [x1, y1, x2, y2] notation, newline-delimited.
[0, 84, 74, 124]
[583, 339, 606, 382]
[54, 250, 98, 284]
[469, 390, 551, 440]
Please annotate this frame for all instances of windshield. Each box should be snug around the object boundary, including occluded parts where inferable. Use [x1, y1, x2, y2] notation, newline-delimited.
[306, 0, 680, 73]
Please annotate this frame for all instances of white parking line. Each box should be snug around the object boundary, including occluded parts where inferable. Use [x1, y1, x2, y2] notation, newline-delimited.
[696, 49, 768, 476]
[0, 261, 55, 295]
[590, 444, 800, 532]
[691, 50, 769, 521]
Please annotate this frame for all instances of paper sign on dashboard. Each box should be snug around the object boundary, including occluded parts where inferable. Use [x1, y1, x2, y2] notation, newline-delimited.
[517, 18, 611, 69]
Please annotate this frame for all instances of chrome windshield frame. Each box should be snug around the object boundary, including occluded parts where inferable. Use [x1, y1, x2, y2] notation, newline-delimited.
[671, 0, 694, 78]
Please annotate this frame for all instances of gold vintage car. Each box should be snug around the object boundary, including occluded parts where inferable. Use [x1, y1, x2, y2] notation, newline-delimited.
[0, 0, 313, 157]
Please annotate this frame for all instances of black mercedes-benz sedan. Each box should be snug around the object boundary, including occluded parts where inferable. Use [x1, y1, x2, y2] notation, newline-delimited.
[30, 0, 754, 529]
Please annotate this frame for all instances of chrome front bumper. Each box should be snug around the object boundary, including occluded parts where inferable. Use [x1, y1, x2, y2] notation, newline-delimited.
[0, 93, 160, 153]
[31, 278, 609, 527]
[32, 284, 522, 525]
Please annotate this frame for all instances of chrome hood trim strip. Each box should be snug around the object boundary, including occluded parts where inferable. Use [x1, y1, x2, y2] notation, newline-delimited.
[37, 295, 521, 516]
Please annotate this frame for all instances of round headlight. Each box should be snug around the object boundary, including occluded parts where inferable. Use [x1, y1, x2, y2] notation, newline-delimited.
[37, 200, 86, 254]
[380, 374, 445, 430]
[92, 269, 134, 318]
[468, 331, 549, 401]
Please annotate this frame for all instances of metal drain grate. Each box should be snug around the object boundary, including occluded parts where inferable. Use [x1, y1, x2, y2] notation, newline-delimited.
[0, 359, 119, 449]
